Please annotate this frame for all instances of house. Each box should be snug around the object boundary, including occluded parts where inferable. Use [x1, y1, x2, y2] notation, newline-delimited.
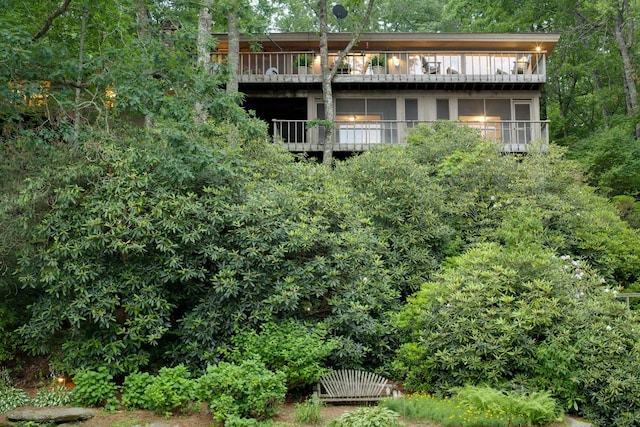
[212, 32, 561, 157]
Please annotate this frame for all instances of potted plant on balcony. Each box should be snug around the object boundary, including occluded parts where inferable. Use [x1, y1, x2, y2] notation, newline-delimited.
[334, 58, 351, 74]
[370, 55, 386, 74]
[294, 54, 312, 74]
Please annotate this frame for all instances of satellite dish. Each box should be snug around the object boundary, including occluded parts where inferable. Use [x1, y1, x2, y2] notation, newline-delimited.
[332, 4, 348, 20]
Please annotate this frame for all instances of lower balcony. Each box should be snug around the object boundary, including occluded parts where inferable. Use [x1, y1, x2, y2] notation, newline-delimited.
[272, 120, 549, 153]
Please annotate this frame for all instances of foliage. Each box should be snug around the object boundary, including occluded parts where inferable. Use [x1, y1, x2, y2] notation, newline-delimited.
[176, 159, 399, 370]
[568, 121, 640, 198]
[328, 406, 404, 427]
[533, 286, 640, 426]
[294, 395, 325, 426]
[611, 195, 640, 229]
[13, 124, 250, 374]
[382, 389, 559, 427]
[394, 239, 640, 425]
[226, 320, 336, 390]
[195, 359, 287, 421]
[71, 367, 119, 408]
[0, 383, 30, 414]
[144, 365, 196, 417]
[295, 54, 312, 67]
[336, 145, 454, 298]
[393, 243, 577, 390]
[453, 385, 561, 426]
[369, 55, 385, 67]
[30, 386, 73, 407]
[121, 372, 155, 410]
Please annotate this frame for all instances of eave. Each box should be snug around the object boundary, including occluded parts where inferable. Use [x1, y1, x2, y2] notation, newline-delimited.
[213, 32, 561, 55]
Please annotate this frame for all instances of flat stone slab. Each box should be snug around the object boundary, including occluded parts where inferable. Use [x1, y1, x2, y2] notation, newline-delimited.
[5, 407, 97, 423]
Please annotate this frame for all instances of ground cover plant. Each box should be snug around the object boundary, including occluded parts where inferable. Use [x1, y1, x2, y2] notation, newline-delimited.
[294, 395, 325, 426]
[381, 386, 561, 427]
[329, 406, 404, 427]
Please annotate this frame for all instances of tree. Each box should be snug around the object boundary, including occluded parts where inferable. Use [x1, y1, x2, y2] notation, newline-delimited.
[318, 0, 375, 163]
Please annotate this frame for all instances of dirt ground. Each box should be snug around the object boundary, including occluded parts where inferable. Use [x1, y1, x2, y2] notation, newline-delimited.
[0, 403, 431, 427]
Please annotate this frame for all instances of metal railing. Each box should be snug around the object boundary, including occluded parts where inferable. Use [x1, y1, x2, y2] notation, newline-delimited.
[272, 119, 549, 152]
[213, 50, 547, 81]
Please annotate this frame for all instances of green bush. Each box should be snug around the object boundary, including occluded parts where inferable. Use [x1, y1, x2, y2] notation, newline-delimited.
[228, 320, 335, 390]
[534, 288, 640, 426]
[195, 359, 286, 421]
[72, 367, 118, 408]
[121, 372, 155, 410]
[144, 365, 195, 416]
[394, 240, 640, 426]
[328, 406, 404, 427]
[394, 243, 576, 390]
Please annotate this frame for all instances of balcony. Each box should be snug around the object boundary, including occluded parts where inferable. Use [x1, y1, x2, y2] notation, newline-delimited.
[272, 120, 549, 153]
[215, 50, 547, 89]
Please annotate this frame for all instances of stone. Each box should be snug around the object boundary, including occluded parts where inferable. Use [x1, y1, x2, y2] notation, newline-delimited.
[5, 407, 97, 423]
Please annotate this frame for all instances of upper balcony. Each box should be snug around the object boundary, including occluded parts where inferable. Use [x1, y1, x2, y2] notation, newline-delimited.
[214, 50, 548, 91]
[212, 32, 561, 91]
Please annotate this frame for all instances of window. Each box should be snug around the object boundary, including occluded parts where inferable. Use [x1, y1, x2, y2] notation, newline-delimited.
[406, 99, 418, 128]
[436, 99, 449, 120]
[335, 98, 397, 144]
[458, 99, 512, 141]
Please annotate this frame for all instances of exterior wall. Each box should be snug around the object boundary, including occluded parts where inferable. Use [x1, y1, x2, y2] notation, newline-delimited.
[284, 89, 542, 123]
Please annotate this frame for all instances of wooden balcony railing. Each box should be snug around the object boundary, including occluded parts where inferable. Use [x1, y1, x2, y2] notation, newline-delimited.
[272, 120, 550, 153]
[213, 51, 547, 83]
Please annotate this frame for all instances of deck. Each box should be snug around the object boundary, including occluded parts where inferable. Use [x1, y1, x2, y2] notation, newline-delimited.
[273, 119, 550, 153]
[216, 50, 547, 90]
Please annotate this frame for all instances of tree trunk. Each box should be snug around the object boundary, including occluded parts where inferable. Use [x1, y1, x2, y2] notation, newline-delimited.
[612, 11, 639, 118]
[136, 0, 153, 128]
[195, 1, 213, 122]
[319, 0, 335, 164]
[227, 12, 240, 93]
[73, 9, 88, 142]
[318, 0, 376, 164]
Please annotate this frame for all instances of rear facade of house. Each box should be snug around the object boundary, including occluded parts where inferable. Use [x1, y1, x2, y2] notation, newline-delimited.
[213, 32, 561, 157]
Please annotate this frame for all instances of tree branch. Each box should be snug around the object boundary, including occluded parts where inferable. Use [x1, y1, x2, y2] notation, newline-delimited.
[32, 0, 73, 41]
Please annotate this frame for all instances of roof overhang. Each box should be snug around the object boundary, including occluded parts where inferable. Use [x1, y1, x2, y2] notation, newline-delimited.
[213, 32, 561, 55]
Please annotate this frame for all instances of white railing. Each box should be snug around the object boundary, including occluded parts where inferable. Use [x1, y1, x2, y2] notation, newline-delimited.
[272, 120, 549, 152]
[213, 50, 547, 81]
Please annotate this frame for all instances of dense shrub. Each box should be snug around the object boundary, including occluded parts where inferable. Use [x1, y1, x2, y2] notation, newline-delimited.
[72, 367, 118, 408]
[144, 365, 196, 416]
[227, 320, 335, 390]
[195, 359, 286, 421]
[121, 371, 154, 409]
[394, 241, 640, 426]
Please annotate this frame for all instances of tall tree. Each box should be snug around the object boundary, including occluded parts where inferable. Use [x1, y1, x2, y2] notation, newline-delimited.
[318, 0, 375, 163]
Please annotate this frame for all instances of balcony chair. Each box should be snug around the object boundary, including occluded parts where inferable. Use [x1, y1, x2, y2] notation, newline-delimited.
[422, 57, 441, 74]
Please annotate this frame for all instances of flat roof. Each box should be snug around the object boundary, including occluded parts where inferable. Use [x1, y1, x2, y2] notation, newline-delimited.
[214, 32, 561, 54]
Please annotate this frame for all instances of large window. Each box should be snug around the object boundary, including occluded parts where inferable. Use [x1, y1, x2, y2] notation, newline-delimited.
[335, 98, 397, 144]
[458, 99, 513, 141]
